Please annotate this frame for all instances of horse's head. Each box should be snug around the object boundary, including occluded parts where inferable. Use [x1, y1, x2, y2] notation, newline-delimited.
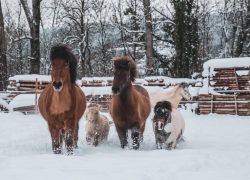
[112, 56, 136, 95]
[153, 101, 172, 131]
[51, 59, 70, 92]
[178, 82, 192, 101]
[50, 44, 77, 92]
[86, 104, 100, 122]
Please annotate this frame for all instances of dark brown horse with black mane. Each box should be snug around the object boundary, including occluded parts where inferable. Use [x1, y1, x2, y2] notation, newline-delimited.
[110, 56, 151, 149]
[38, 44, 86, 154]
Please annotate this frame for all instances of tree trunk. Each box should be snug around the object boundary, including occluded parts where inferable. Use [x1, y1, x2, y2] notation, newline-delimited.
[20, 0, 41, 74]
[235, 0, 250, 56]
[143, 0, 154, 75]
[0, 0, 7, 90]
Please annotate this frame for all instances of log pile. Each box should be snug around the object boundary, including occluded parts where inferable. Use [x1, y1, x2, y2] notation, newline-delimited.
[198, 66, 250, 116]
[198, 94, 250, 116]
[82, 79, 113, 87]
[8, 79, 50, 91]
[144, 77, 165, 86]
[209, 67, 250, 93]
[13, 105, 38, 114]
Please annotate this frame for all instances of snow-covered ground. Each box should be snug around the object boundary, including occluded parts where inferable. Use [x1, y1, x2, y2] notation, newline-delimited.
[0, 109, 250, 180]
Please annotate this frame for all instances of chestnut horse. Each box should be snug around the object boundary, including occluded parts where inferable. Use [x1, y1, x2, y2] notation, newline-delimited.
[110, 56, 151, 150]
[38, 44, 86, 154]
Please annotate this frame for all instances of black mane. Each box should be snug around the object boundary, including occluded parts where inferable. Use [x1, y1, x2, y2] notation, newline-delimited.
[113, 56, 137, 82]
[50, 44, 78, 83]
[154, 101, 172, 114]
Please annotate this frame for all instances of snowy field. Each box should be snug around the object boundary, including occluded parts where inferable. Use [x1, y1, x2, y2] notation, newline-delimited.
[0, 109, 250, 180]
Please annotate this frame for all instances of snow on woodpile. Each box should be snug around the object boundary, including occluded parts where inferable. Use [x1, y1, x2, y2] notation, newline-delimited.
[82, 86, 112, 96]
[144, 76, 197, 86]
[82, 77, 113, 86]
[8, 75, 51, 91]
[200, 57, 250, 95]
[202, 57, 250, 77]
[8, 74, 51, 82]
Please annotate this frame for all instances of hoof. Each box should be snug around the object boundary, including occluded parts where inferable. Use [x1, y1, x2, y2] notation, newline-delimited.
[53, 149, 62, 154]
[132, 143, 140, 150]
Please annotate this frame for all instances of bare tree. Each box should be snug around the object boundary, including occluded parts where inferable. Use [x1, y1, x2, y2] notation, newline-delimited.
[143, 0, 154, 74]
[20, 0, 41, 74]
[0, 0, 7, 90]
[62, 0, 92, 76]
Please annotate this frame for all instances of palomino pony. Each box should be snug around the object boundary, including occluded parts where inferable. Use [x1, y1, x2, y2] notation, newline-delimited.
[110, 56, 151, 150]
[150, 82, 192, 109]
[38, 44, 86, 154]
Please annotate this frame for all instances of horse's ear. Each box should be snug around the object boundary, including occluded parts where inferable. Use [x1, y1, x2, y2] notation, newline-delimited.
[179, 82, 188, 88]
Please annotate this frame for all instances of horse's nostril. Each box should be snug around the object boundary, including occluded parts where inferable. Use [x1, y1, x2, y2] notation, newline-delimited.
[53, 81, 62, 89]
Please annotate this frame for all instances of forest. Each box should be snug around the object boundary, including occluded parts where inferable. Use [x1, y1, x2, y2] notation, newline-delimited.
[0, 0, 250, 90]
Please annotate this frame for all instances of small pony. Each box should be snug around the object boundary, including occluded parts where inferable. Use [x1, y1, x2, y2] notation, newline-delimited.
[38, 44, 86, 154]
[150, 82, 192, 109]
[85, 104, 110, 146]
[152, 101, 185, 149]
[110, 56, 151, 150]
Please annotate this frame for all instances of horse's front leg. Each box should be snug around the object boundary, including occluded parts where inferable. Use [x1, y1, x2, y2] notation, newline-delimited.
[48, 124, 62, 154]
[116, 126, 128, 148]
[65, 120, 77, 154]
[131, 126, 141, 150]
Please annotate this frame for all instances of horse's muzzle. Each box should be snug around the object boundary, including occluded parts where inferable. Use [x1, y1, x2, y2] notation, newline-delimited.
[53, 81, 63, 92]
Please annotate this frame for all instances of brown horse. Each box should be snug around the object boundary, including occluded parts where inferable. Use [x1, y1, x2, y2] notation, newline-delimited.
[38, 44, 86, 154]
[110, 56, 151, 149]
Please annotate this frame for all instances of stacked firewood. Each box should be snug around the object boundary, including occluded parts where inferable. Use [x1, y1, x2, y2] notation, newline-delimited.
[8, 79, 49, 91]
[82, 79, 113, 87]
[209, 67, 250, 92]
[198, 66, 250, 116]
[144, 78, 165, 86]
[198, 94, 250, 116]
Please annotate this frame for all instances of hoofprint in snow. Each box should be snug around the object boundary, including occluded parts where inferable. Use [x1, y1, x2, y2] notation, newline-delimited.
[0, 109, 250, 180]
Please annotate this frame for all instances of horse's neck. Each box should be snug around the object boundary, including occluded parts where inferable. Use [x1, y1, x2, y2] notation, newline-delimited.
[119, 84, 134, 105]
[49, 83, 74, 115]
[161, 87, 182, 109]
[169, 87, 182, 108]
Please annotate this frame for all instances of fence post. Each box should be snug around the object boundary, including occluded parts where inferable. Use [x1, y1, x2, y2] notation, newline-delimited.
[35, 78, 38, 113]
[234, 93, 238, 115]
[210, 94, 213, 113]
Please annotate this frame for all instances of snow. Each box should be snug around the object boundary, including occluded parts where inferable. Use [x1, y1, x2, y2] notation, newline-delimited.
[0, 98, 9, 110]
[0, 110, 250, 180]
[8, 75, 51, 82]
[82, 86, 112, 96]
[202, 57, 250, 77]
[8, 94, 39, 112]
[236, 70, 249, 76]
[144, 76, 197, 86]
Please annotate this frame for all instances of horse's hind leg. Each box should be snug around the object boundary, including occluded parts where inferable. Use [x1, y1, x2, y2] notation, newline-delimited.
[131, 127, 140, 150]
[74, 123, 79, 149]
[116, 126, 128, 148]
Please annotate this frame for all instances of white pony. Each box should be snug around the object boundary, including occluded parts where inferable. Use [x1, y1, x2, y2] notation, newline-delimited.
[85, 103, 110, 146]
[152, 101, 185, 149]
[150, 82, 192, 109]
